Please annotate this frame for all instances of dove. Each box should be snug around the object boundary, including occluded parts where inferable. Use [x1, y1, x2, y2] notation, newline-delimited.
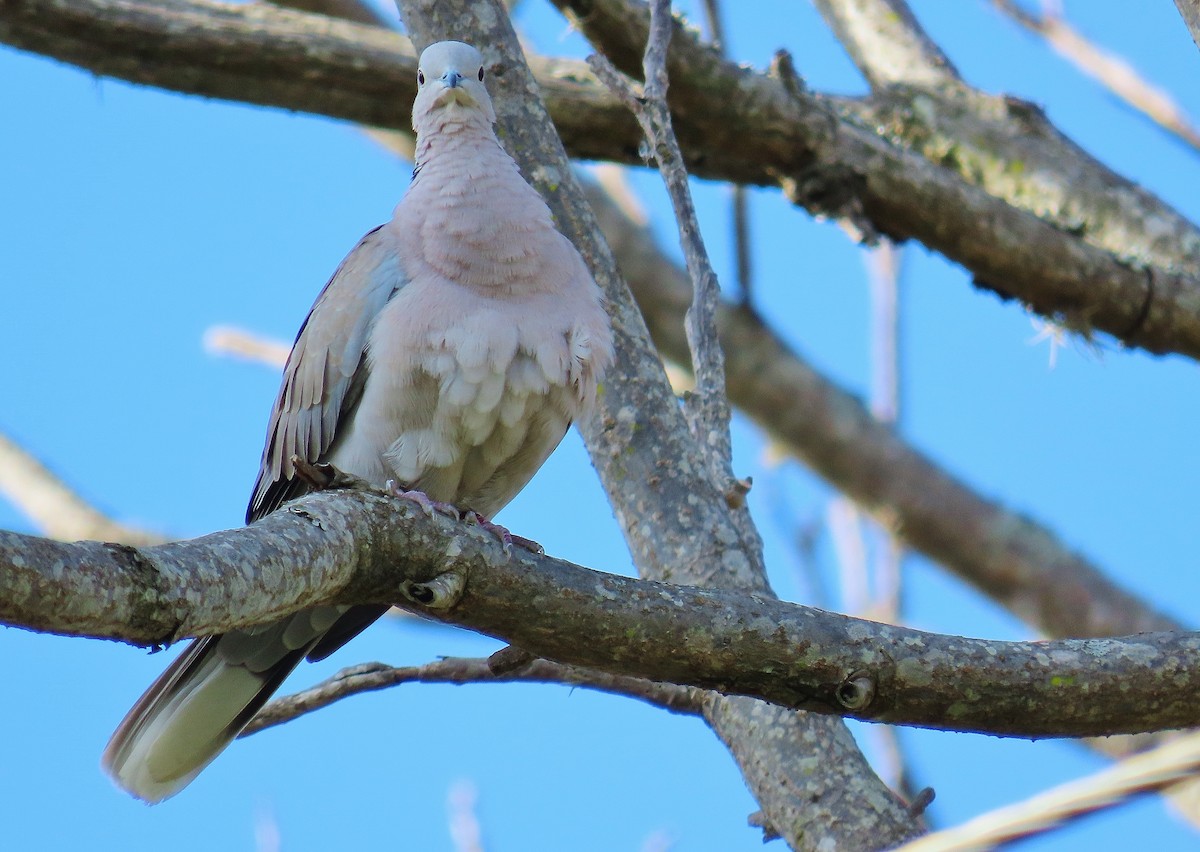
[102, 40, 613, 803]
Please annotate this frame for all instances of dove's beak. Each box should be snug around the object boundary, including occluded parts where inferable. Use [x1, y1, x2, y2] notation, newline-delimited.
[434, 69, 474, 107]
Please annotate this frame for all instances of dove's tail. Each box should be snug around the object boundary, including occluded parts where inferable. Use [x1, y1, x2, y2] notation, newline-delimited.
[101, 634, 306, 804]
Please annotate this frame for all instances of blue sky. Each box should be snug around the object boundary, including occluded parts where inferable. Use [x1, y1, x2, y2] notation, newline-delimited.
[4, 1, 1200, 849]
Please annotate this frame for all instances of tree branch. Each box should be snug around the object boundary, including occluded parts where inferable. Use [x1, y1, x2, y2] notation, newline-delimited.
[203, 325, 291, 369]
[4, 488, 1200, 738]
[552, 0, 1200, 360]
[811, 0, 960, 89]
[8, 0, 1200, 359]
[245, 656, 702, 734]
[587, 1, 744, 528]
[603, 183, 1181, 640]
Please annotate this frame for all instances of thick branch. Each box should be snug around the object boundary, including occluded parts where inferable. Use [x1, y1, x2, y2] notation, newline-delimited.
[8, 0, 1200, 360]
[552, 0, 1200, 360]
[0, 0, 634, 160]
[4, 490, 1200, 738]
[598, 183, 1181, 640]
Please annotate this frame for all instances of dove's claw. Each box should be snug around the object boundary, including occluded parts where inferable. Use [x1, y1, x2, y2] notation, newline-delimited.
[387, 482, 461, 519]
[467, 512, 543, 553]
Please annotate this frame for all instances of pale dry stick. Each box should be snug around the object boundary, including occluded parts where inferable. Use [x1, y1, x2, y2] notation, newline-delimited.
[593, 163, 649, 226]
[253, 807, 283, 852]
[202, 325, 290, 368]
[447, 779, 485, 852]
[822, 239, 914, 801]
[825, 241, 905, 627]
[867, 241, 901, 425]
[891, 730, 1200, 852]
[0, 431, 164, 546]
[827, 497, 870, 615]
[860, 239, 917, 803]
[864, 239, 904, 623]
[639, 828, 675, 852]
[993, 0, 1200, 152]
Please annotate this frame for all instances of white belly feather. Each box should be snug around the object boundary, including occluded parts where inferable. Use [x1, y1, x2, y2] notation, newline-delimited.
[326, 278, 600, 517]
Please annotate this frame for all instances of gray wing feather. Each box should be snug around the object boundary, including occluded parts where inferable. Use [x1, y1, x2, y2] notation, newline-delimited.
[105, 226, 410, 802]
[247, 225, 406, 523]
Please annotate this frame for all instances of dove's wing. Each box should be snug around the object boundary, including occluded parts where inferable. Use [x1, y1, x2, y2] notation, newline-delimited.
[248, 225, 406, 522]
[103, 227, 406, 803]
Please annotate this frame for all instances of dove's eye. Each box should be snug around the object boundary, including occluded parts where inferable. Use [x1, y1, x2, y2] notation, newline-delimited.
[417, 70, 425, 86]
[477, 66, 485, 81]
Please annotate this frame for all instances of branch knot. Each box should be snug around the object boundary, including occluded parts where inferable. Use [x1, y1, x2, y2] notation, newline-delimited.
[400, 571, 466, 610]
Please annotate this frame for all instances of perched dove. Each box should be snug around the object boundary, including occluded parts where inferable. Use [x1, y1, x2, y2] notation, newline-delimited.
[102, 40, 613, 803]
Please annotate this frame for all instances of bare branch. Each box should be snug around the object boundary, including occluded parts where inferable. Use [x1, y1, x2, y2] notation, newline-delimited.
[0, 431, 165, 546]
[812, 0, 961, 89]
[606, 185, 1181, 640]
[5, 489, 1200, 738]
[696, 0, 753, 306]
[552, 0, 1200, 360]
[587, 0, 744, 521]
[447, 780, 484, 852]
[8, 0, 1200, 360]
[246, 657, 701, 734]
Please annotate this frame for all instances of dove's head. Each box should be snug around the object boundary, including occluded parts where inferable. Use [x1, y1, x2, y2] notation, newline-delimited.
[412, 41, 497, 133]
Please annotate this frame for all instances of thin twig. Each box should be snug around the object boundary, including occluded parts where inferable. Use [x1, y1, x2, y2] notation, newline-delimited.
[243, 657, 701, 735]
[586, 0, 739, 497]
[892, 729, 1200, 851]
[698, 0, 753, 305]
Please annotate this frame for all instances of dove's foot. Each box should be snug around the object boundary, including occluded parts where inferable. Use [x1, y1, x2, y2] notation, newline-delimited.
[387, 481, 461, 519]
[467, 512, 544, 554]
[292, 456, 372, 492]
